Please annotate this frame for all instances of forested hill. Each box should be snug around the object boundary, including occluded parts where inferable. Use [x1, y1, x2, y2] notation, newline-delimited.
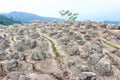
[1, 11, 63, 23]
[0, 15, 21, 26]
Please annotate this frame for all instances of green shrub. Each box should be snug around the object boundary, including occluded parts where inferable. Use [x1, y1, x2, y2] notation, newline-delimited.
[59, 10, 79, 22]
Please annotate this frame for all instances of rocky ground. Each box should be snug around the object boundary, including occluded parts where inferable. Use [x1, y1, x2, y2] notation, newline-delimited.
[0, 20, 120, 80]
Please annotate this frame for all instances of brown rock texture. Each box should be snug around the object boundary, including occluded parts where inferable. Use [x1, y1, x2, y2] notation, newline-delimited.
[0, 20, 120, 80]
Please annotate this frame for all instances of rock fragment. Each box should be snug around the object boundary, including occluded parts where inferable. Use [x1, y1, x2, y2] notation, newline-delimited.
[32, 52, 46, 60]
[96, 57, 112, 76]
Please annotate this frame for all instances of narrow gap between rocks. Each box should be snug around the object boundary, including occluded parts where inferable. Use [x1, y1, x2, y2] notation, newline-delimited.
[102, 39, 120, 70]
[102, 40, 120, 49]
[41, 35, 61, 62]
[106, 52, 120, 70]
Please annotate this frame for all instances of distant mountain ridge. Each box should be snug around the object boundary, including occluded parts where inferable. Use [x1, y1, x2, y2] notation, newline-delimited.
[1, 11, 63, 23]
[105, 21, 120, 25]
[0, 11, 119, 25]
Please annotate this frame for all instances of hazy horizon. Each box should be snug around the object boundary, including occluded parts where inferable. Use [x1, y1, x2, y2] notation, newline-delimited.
[0, 0, 120, 21]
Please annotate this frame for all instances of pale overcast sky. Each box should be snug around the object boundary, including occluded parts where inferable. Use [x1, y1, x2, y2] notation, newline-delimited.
[0, 0, 120, 21]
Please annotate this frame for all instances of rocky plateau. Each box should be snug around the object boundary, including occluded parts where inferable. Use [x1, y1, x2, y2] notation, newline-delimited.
[0, 20, 120, 80]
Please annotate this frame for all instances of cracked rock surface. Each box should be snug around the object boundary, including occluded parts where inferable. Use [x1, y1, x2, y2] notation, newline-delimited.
[0, 20, 120, 80]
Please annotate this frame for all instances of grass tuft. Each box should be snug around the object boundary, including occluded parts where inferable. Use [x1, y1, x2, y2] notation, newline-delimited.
[103, 40, 120, 49]
[42, 36, 61, 62]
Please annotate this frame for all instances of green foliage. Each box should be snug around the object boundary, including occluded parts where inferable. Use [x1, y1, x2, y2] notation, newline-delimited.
[59, 10, 79, 22]
[103, 40, 120, 49]
[42, 36, 61, 62]
[49, 39, 61, 62]
[0, 15, 21, 26]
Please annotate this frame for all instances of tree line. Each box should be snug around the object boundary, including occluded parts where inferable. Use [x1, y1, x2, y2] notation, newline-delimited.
[0, 15, 21, 26]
